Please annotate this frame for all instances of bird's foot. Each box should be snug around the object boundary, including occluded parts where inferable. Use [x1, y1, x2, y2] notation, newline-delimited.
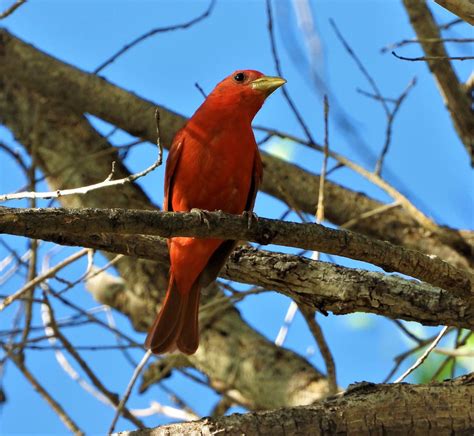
[242, 210, 258, 229]
[190, 208, 212, 229]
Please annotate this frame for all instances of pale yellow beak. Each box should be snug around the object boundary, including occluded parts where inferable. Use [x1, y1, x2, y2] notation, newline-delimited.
[250, 76, 286, 97]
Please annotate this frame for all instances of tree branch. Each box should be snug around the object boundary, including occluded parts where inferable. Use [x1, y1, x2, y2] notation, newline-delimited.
[402, 0, 474, 165]
[2, 223, 472, 331]
[122, 374, 474, 435]
[0, 207, 471, 295]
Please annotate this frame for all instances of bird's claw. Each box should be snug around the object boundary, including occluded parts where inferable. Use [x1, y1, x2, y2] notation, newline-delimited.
[242, 211, 258, 229]
[190, 208, 211, 229]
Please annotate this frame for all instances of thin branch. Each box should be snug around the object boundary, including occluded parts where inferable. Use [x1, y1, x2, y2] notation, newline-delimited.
[194, 82, 207, 99]
[274, 300, 298, 347]
[3, 345, 83, 434]
[394, 326, 449, 383]
[330, 18, 389, 116]
[0, 248, 89, 312]
[255, 126, 450, 240]
[0, 0, 26, 19]
[93, 0, 216, 74]
[299, 306, 337, 395]
[0, 137, 162, 202]
[41, 294, 145, 429]
[375, 77, 417, 175]
[435, 347, 474, 358]
[108, 350, 152, 434]
[438, 18, 463, 31]
[392, 51, 474, 61]
[301, 97, 337, 395]
[340, 201, 401, 229]
[265, 0, 316, 143]
[315, 95, 329, 224]
[392, 320, 424, 344]
[381, 37, 474, 53]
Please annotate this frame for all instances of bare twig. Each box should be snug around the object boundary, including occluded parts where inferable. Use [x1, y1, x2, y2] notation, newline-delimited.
[381, 37, 474, 53]
[340, 201, 401, 229]
[19, 163, 38, 350]
[194, 82, 207, 99]
[3, 345, 83, 434]
[0, 248, 89, 312]
[41, 294, 145, 429]
[274, 301, 298, 347]
[0, 139, 162, 202]
[315, 95, 329, 224]
[392, 51, 474, 61]
[330, 18, 389, 116]
[265, 0, 316, 144]
[0, 0, 26, 19]
[375, 77, 417, 175]
[130, 400, 198, 421]
[392, 320, 424, 344]
[108, 350, 152, 434]
[299, 306, 337, 395]
[255, 126, 446, 238]
[94, 0, 216, 74]
[435, 347, 474, 358]
[394, 326, 449, 383]
[438, 18, 463, 31]
[303, 97, 337, 395]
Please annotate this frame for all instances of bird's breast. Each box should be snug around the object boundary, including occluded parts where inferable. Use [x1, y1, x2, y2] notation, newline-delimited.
[171, 124, 256, 214]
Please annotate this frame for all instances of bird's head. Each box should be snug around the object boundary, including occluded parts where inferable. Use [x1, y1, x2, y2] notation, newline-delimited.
[206, 70, 286, 120]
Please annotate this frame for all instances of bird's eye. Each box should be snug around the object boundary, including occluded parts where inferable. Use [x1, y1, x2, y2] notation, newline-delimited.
[234, 72, 246, 83]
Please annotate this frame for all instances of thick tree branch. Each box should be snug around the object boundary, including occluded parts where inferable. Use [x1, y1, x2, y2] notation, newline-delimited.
[434, 0, 474, 25]
[122, 374, 474, 435]
[0, 28, 472, 269]
[1, 207, 471, 295]
[3, 226, 473, 331]
[403, 0, 474, 165]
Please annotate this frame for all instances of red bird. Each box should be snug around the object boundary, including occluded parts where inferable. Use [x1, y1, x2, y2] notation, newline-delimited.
[145, 70, 286, 354]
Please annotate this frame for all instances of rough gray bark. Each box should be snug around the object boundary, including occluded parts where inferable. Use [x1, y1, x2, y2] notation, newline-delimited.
[0, 28, 472, 270]
[0, 78, 331, 409]
[3, 221, 472, 330]
[1, 207, 471, 294]
[119, 374, 474, 436]
[403, 0, 474, 165]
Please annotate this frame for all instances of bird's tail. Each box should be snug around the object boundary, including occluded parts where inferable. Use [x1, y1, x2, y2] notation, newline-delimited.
[145, 271, 201, 355]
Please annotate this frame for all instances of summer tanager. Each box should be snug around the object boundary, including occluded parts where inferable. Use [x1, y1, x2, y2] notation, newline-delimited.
[145, 70, 286, 354]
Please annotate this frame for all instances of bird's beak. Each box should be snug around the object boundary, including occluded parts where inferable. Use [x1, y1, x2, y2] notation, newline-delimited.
[250, 76, 286, 97]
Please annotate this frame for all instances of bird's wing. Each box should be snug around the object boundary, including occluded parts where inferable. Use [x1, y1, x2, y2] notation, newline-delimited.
[198, 149, 263, 288]
[245, 149, 263, 211]
[163, 136, 184, 212]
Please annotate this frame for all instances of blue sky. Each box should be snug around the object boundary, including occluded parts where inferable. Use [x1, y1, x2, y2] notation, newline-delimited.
[0, 0, 472, 434]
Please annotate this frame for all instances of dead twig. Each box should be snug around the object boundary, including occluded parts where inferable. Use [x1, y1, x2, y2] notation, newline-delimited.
[392, 51, 474, 61]
[381, 37, 474, 53]
[3, 344, 83, 434]
[394, 326, 449, 383]
[0, 139, 162, 202]
[41, 294, 145, 430]
[94, 0, 216, 74]
[108, 350, 152, 434]
[0, 248, 89, 312]
[375, 77, 417, 175]
[0, 0, 26, 19]
[265, 0, 316, 144]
